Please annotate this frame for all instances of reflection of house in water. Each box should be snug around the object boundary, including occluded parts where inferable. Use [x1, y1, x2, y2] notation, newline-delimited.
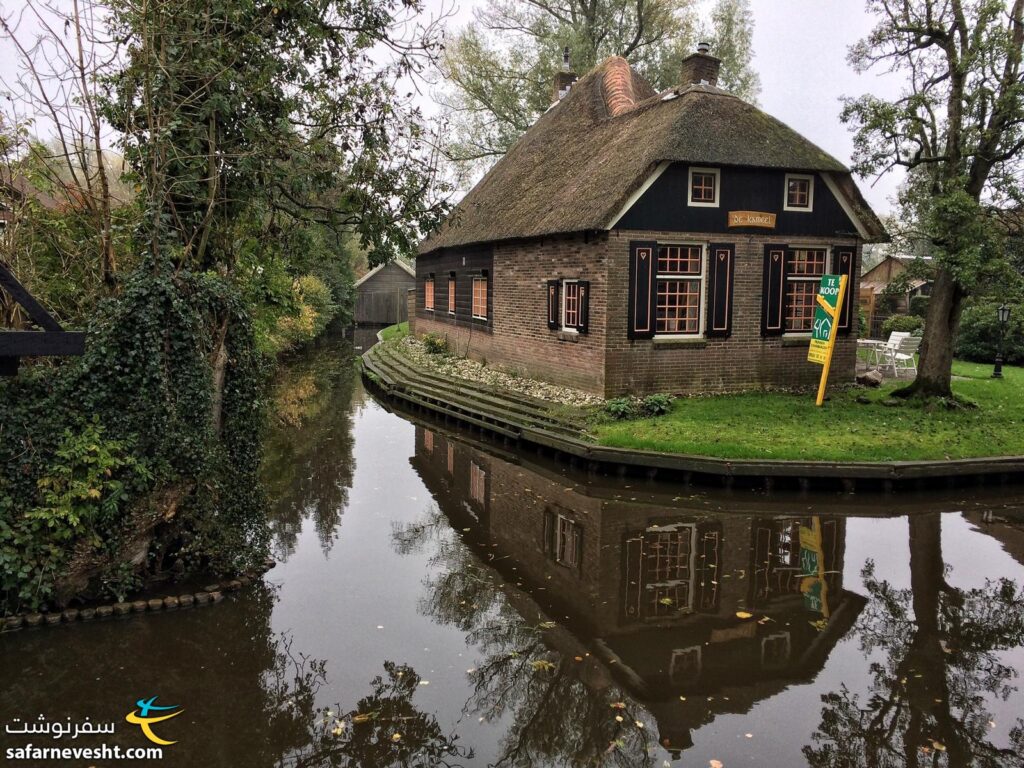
[410, 426, 866, 753]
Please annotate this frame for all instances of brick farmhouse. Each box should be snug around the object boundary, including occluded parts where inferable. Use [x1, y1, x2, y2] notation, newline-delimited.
[411, 47, 887, 397]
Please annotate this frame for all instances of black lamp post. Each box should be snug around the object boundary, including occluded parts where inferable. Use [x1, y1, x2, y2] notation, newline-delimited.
[993, 303, 1011, 379]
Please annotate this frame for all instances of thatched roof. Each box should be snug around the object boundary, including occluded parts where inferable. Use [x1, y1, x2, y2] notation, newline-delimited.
[421, 57, 886, 254]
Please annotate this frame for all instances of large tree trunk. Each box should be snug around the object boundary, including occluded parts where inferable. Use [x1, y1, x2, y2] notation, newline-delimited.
[894, 268, 965, 399]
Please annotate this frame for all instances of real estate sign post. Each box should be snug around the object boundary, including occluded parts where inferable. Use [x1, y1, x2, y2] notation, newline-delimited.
[807, 274, 848, 407]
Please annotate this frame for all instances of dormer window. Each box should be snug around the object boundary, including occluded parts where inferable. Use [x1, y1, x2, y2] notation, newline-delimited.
[784, 174, 814, 212]
[687, 167, 719, 207]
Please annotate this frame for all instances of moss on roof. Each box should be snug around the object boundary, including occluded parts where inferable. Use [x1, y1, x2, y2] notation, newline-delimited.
[421, 57, 885, 254]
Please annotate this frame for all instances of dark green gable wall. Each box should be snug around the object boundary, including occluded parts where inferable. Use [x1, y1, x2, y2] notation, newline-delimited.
[614, 164, 859, 238]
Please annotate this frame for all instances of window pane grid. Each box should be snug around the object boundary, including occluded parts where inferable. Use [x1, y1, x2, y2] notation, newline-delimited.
[788, 249, 826, 276]
[563, 282, 579, 328]
[424, 278, 434, 310]
[448, 277, 455, 313]
[658, 245, 701, 274]
[786, 281, 817, 331]
[691, 173, 715, 202]
[788, 179, 810, 208]
[656, 280, 701, 334]
[472, 277, 487, 319]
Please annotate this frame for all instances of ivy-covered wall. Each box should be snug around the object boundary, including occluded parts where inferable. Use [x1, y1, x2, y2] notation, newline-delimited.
[0, 259, 269, 615]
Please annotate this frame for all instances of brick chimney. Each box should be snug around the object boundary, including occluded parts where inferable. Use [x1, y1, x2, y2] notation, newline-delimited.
[553, 46, 578, 101]
[680, 42, 721, 87]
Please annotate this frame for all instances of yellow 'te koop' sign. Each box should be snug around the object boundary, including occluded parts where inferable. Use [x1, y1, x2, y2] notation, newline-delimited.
[806, 274, 848, 406]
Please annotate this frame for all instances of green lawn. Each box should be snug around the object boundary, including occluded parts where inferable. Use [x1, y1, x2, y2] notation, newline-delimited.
[592, 361, 1024, 462]
[379, 321, 408, 342]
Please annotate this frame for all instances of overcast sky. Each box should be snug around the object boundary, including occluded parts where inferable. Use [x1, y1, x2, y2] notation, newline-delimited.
[1, 0, 907, 215]
[423, 0, 908, 215]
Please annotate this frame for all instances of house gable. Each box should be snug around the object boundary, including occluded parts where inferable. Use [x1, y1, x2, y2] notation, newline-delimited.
[613, 164, 861, 238]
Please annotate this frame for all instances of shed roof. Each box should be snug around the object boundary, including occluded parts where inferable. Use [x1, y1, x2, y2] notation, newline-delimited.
[354, 258, 415, 288]
[420, 56, 886, 255]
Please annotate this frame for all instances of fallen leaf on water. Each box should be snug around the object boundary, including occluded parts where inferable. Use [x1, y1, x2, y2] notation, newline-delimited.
[531, 659, 556, 672]
[932, 741, 946, 752]
[352, 714, 372, 724]
[610, 702, 626, 709]
[635, 721, 644, 729]
[391, 733, 402, 742]
[658, 597, 675, 606]
[710, 760, 724, 768]
[574, 656, 583, 662]
[615, 715, 624, 723]
[419, 680, 430, 685]
[735, 611, 753, 619]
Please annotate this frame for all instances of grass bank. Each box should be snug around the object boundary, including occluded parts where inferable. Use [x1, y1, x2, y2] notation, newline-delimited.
[593, 361, 1024, 462]
[379, 321, 409, 342]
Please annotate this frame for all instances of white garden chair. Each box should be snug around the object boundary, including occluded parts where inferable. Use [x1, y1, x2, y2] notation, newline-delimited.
[873, 331, 909, 370]
[890, 335, 922, 377]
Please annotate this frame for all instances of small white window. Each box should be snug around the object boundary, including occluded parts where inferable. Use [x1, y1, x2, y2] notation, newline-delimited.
[687, 167, 720, 208]
[784, 174, 814, 212]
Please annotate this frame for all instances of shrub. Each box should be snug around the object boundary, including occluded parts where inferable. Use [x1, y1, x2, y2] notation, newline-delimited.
[421, 333, 449, 355]
[909, 295, 930, 318]
[955, 301, 1024, 365]
[881, 314, 924, 337]
[640, 393, 675, 416]
[604, 397, 637, 420]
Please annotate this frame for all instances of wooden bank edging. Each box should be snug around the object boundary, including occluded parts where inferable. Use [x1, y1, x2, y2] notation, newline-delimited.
[361, 344, 1024, 493]
[0, 565, 273, 635]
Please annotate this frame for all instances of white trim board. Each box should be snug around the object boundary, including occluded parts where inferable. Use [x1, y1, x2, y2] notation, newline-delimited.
[605, 161, 670, 229]
[820, 173, 870, 240]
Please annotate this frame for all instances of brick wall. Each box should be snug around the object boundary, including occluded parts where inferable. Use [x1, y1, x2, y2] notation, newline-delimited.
[414, 230, 862, 398]
[415, 233, 610, 393]
[603, 229, 861, 396]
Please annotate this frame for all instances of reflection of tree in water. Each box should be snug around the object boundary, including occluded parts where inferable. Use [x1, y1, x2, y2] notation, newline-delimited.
[804, 513, 1024, 767]
[270, 650, 470, 768]
[395, 508, 659, 768]
[263, 337, 358, 559]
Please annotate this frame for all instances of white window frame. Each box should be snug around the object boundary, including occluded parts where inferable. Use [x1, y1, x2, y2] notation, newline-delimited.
[655, 242, 707, 339]
[560, 279, 580, 333]
[472, 276, 488, 320]
[782, 245, 830, 337]
[687, 166, 720, 208]
[784, 173, 815, 212]
[424, 275, 434, 312]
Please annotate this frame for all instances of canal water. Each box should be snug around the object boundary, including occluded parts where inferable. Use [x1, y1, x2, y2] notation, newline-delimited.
[3, 333, 1024, 767]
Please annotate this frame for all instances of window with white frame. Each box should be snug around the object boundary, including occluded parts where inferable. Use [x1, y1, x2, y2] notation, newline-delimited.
[472, 276, 488, 320]
[424, 275, 434, 311]
[687, 167, 720, 207]
[656, 244, 705, 336]
[785, 248, 827, 333]
[784, 174, 814, 212]
[447, 273, 456, 314]
[561, 279, 580, 331]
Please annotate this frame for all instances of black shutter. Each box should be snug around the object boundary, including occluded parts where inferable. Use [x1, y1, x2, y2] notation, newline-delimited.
[706, 244, 735, 338]
[546, 280, 560, 330]
[542, 510, 554, 553]
[628, 241, 657, 339]
[761, 244, 788, 336]
[577, 280, 590, 334]
[833, 247, 856, 335]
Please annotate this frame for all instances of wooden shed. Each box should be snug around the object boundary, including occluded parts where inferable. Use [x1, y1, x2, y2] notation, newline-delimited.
[354, 259, 415, 325]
